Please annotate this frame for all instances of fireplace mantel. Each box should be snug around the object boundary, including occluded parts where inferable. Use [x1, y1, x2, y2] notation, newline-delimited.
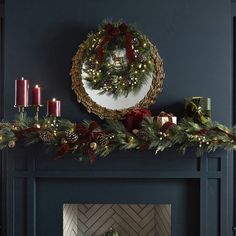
[3, 147, 233, 236]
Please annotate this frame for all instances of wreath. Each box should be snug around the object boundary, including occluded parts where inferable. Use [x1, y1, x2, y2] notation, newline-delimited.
[82, 21, 155, 98]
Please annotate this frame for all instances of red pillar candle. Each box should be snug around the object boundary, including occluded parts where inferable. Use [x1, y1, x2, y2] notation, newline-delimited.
[47, 98, 61, 117]
[32, 84, 42, 106]
[15, 77, 29, 107]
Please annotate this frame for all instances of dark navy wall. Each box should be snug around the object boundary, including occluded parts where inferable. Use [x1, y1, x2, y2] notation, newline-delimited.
[4, 0, 232, 124]
[3, 0, 234, 236]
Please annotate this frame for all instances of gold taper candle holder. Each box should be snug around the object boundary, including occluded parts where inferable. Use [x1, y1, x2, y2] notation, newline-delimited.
[18, 106, 25, 120]
[33, 105, 43, 121]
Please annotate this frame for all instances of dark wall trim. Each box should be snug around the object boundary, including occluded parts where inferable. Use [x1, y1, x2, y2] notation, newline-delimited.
[0, 1, 4, 117]
[5, 152, 233, 236]
[233, 17, 236, 236]
[0, 1, 5, 236]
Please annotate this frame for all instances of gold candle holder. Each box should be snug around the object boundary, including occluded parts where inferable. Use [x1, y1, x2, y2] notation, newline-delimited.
[33, 105, 43, 121]
[18, 106, 25, 120]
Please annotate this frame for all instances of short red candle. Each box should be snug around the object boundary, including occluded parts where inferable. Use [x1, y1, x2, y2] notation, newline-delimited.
[15, 77, 29, 107]
[32, 84, 42, 106]
[47, 98, 61, 117]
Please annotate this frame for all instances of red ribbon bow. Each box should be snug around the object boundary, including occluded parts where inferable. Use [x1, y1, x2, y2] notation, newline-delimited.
[14, 127, 42, 139]
[194, 127, 236, 142]
[76, 121, 101, 141]
[55, 143, 71, 159]
[96, 23, 134, 63]
[76, 121, 103, 164]
[55, 121, 102, 163]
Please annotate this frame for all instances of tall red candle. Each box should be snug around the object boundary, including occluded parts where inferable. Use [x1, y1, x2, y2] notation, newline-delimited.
[47, 98, 61, 117]
[15, 77, 29, 107]
[32, 84, 42, 106]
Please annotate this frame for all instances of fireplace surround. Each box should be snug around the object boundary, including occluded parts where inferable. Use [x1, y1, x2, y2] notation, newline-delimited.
[4, 147, 233, 236]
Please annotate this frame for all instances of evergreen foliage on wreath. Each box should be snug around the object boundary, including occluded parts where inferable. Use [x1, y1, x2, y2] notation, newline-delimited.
[82, 21, 155, 98]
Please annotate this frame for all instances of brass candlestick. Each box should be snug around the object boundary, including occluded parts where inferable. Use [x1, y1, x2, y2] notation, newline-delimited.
[34, 106, 41, 121]
[18, 106, 25, 120]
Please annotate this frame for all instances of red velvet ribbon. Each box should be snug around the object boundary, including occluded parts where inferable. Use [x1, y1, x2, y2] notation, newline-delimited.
[14, 127, 42, 139]
[75, 121, 103, 164]
[14, 126, 70, 160]
[55, 143, 71, 160]
[159, 122, 175, 133]
[96, 23, 134, 63]
[55, 122, 102, 161]
[123, 108, 152, 132]
[194, 127, 236, 142]
[75, 121, 102, 141]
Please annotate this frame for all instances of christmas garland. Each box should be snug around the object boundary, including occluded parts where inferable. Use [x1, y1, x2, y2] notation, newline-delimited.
[80, 21, 155, 98]
[0, 111, 236, 164]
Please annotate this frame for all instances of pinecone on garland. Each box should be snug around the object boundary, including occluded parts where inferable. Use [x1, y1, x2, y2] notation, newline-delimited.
[65, 131, 78, 143]
[97, 135, 109, 146]
[137, 129, 149, 142]
[39, 131, 54, 142]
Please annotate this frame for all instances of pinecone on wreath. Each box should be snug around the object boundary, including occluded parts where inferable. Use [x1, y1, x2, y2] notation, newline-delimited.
[88, 61, 96, 69]
[138, 54, 147, 63]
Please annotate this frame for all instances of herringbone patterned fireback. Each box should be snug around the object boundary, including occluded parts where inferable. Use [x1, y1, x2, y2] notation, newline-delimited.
[63, 204, 171, 236]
